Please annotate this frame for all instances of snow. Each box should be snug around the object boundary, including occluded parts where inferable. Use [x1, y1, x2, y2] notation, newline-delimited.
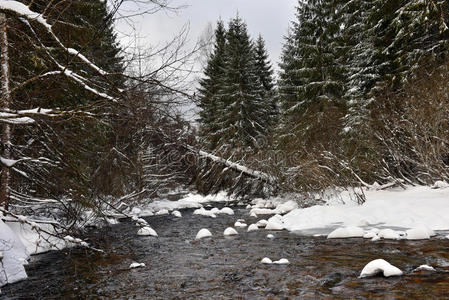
[247, 224, 259, 232]
[136, 218, 148, 226]
[327, 226, 364, 239]
[137, 226, 158, 237]
[446, 235, 449, 239]
[220, 207, 234, 215]
[406, 227, 432, 240]
[223, 227, 238, 236]
[282, 186, 449, 235]
[193, 208, 216, 218]
[129, 262, 145, 269]
[0, 156, 18, 167]
[261, 257, 272, 264]
[413, 265, 436, 272]
[432, 180, 449, 189]
[155, 209, 169, 216]
[256, 219, 268, 228]
[172, 210, 182, 218]
[378, 229, 401, 240]
[250, 212, 257, 218]
[359, 259, 403, 278]
[195, 228, 212, 240]
[266, 234, 275, 239]
[273, 258, 290, 265]
[265, 215, 284, 230]
[234, 221, 247, 228]
[250, 200, 298, 215]
[0, 220, 28, 287]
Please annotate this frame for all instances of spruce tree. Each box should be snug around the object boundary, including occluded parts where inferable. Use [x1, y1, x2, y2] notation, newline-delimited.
[197, 20, 227, 149]
[212, 16, 267, 151]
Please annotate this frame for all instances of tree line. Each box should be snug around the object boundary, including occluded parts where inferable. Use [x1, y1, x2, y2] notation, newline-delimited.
[198, 0, 449, 196]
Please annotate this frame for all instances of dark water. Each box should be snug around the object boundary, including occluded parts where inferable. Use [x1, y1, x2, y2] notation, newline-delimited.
[2, 206, 449, 299]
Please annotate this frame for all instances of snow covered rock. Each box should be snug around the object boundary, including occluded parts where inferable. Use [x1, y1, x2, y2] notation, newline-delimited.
[137, 226, 158, 237]
[220, 207, 234, 215]
[256, 219, 268, 228]
[247, 224, 259, 232]
[327, 226, 364, 239]
[266, 234, 275, 239]
[359, 259, 403, 278]
[250, 212, 257, 218]
[140, 209, 154, 217]
[371, 235, 380, 242]
[265, 215, 284, 230]
[273, 258, 290, 265]
[261, 257, 272, 264]
[378, 229, 401, 240]
[129, 262, 145, 269]
[136, 218, 148, 226]
[446, 234, 449, 239]
[131, 207, 142, 215]
[413, 265, 436, 272]
[276, 200, 298, 214]
[195, 228, 212, 240]
[234, 221, 247, 228]
[193, 208, 217, 218]
[406, 227, 431, 240]
[172, 210, 182, 218]
[223, 227, 238, 236]
[155, 209, 169, 216]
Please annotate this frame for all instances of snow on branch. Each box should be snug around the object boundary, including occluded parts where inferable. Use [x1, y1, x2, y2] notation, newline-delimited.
[196, 149, 276, 184]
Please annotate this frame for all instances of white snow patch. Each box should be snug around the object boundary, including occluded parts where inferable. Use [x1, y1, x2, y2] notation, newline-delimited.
[247, 224, 259, 232]
[256, 220, 268, 228]
[360, 259, 403, 278]
[273, 258, 290, 265]
[413, 265, 436, 272]
[327, 226, 364, 239]
[234, 221, 247, 228]
[266, 234, 275, 239]
[172, 210, 182, 218]
[261, 257, 272, 264]
[137, 226, 158, 237]
[219, 207, 234, 215]
[250, 200, 298, 216]
[265, 215, 284, 230]
[432, 180, 449, 189]
[250, 212, 257, 218]
[223, 227, 238, 236]
[129, 262, 145, 269]
[406, 227, 432, 240]
[193, 208, 216, 218]
[282, 186, 449, 235]
[378, 229, 401, 240]
[195, 228, 212, 240]
[136, 218, 148, 227]
[155, 209, 169, 216]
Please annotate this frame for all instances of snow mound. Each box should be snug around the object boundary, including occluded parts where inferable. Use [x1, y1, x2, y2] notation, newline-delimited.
[267, 234, 275, 239]
[234, 221, 247, 228]
[172, 210, 182, 218]
[136, 218, 148, 226]
[432, 180, 449, 189]
[155, 209, 169, 215]
[413, 265, 436, 272]
[137, 226, 158, 237]
[378, 229, 401, 240]
[327, 226, 364, 239]
[360, 259, 403, 278]
[273, 258, 290, 265]
[256, 219, 268, 228]
[129, 262, 145, 269]
[265, 215, 284, 230]
[193, 208, 217, 218]
[250, 200, 298, 215]
[250, 212, 257, 218]
[406, 227, 432, 240]
[261, 257, 272, 264]
[195, 228, 212, 240]
[446, 235, 449, 239]
[223, 227, 238, 236]
[220, 207, 234, 215]
[247, 224, 259, 232]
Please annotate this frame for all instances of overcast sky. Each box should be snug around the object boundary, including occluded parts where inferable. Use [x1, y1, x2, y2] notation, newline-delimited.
[117, 0, 297, 72]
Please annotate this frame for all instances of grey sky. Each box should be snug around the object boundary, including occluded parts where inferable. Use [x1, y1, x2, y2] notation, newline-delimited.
[119, 0, 297, 72]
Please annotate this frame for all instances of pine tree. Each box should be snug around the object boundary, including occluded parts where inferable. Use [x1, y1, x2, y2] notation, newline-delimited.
[197, 20, 227, 149]
[211, 16, 267, 151]
[254, 35, 277, 126]
[277, 0, 346, 151]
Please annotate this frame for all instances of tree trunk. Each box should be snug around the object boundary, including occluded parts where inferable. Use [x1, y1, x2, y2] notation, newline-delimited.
[0, 12, 11, 211]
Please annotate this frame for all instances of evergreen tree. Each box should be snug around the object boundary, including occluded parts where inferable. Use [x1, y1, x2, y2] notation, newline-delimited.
[254, 35, 277, 126]
[211, 16, 267, 150]
[197, 20, 227, 149]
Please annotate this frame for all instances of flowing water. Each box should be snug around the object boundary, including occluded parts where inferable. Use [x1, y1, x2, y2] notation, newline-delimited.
[2, 206, 449, 299]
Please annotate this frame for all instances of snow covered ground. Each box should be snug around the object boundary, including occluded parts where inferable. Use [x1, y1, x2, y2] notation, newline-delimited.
[281, 185, 449, 236]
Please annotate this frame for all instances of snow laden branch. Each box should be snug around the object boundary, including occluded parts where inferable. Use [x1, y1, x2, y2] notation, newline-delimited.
[195, 149, 276, 185]
[0, 1, 122, 102]
[0, 107, 96, 125]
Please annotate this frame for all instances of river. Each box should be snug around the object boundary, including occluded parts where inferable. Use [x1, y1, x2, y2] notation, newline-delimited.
[2, 205, 449, 299]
